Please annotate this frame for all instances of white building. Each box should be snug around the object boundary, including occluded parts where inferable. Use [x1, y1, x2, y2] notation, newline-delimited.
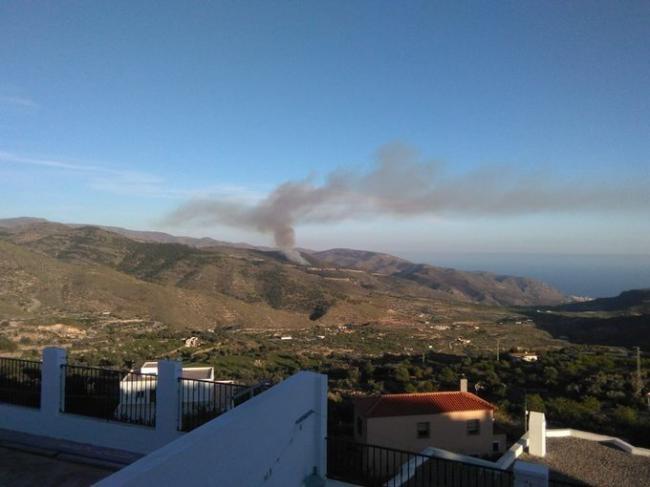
[116, 362, 242, 425]
[184, 336, 201, 348]
[510, 352, 539, 363]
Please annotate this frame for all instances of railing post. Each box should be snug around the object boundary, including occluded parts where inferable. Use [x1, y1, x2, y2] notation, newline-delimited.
[41, 347, 66, 417]
[155, 360, 182, 439]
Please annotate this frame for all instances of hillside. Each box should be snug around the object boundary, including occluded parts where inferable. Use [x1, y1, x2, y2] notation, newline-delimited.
[0, 218, 264, 250]
[0, 218, 570, 332]
[312, 248, 566, 306]
[555, 289, 650, 314]
[0, 238, 304, 329]
[519, 289, 650, 349]
[312, 248, 412, 274]
[92, 225, 268, 250]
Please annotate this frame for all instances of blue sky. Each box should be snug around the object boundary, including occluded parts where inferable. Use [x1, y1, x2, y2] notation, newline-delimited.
[1, 1, 649, 256]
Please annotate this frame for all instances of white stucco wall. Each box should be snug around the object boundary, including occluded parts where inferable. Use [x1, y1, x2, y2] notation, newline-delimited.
[0, 401, 179, 453]
[96, 371, 328, 487]
[0, 349, 183, 454]
[360, 409, 497, 456]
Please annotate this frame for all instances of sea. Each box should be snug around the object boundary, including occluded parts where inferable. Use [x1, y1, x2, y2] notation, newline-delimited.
[401, 252, 650, 299]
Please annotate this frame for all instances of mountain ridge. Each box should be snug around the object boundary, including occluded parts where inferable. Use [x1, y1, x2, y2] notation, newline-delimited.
[0, 217, 569, 330]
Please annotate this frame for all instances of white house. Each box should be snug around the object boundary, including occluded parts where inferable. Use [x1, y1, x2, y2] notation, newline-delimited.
[510, 352, 539, 363]
[184, 336, 201, 348]
[353, 380, 507, 457]
[139, 361, 214, 379]
[116, 362, 243, 425]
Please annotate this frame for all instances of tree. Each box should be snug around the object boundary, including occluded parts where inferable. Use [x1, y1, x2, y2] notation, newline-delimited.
[526, 393, 545, 413]
[439, 367, 457, 386]
[613, 405, 638, 425]
[394, 365, 411, 383]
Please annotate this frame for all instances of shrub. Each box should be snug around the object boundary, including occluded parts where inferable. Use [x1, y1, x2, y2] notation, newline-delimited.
[526, 393, 545, 413]
[0, 336, 17, 352]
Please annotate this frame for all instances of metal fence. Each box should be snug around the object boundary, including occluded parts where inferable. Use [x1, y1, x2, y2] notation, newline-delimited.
[0, 357, 42, 408]
[178, 378, 248, 432]
[327, 437, 514, 487]
[1, 356, 272, 431]
[62, 364, 157, 427]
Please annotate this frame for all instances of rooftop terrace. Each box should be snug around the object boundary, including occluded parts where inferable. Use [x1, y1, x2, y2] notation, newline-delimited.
[521, 437, 650, 486]
[0, 428, 140, 487]
[0, 446, 113, 487]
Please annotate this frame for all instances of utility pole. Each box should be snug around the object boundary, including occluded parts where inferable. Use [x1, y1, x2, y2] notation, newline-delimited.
[636, 347, 643, 397]
[496, 338, 501, 362]
[523, 390, 528, 432]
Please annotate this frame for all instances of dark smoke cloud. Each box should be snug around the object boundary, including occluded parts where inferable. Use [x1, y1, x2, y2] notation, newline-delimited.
[165, 143, 649, 249]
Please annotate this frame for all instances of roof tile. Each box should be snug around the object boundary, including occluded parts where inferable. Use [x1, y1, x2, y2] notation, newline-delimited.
[355, 391, 495, 418]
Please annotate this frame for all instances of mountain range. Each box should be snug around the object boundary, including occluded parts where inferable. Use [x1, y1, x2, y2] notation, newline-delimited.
[0, 217, 568, 329]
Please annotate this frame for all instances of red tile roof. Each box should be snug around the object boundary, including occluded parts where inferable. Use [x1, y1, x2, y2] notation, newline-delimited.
[355, 391, 496, 418]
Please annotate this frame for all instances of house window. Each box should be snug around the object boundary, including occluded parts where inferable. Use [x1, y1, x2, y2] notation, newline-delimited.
[467, 419, 480, 435]
[135, 390, 145, 400]
[416, 422, 430, 439]
[356, 417, 363, 436]
[492, 441, 500, 452]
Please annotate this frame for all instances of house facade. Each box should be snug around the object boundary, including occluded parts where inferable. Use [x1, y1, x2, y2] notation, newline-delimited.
[354, 389, 506, 456]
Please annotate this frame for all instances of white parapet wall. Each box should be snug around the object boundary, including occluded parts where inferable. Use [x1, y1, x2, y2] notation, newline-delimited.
[513, 461, 548, 487]
[0, 348, 183, 454]
[528, 411, 546, 457]
[495, 432, 529, 470]
[546, 428, 650, 457]
[96, 371, 328, 487]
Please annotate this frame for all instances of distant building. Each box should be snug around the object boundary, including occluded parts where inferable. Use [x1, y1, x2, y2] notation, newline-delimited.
[354, 383, 506, 456]
[117, 363, 238, 423]
[139, 362, 215, 380]
[184, 336, 201, 348]
[510, 352, 539, 363]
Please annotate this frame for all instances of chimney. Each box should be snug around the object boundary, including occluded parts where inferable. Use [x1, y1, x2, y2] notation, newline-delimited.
[460, 378, 468, 393]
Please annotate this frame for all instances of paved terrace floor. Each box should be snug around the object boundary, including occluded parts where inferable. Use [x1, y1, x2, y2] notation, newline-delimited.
[0, 446, 114, 487]
[520, 437, 650, 487]
[0, 428, 141, 487]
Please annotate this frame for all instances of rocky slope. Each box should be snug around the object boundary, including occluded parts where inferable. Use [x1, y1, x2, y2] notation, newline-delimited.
[312, 248, 566, 306]
[0, 218, 568, 330]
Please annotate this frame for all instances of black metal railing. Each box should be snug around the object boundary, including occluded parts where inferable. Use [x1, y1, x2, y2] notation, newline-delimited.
[232, 380, 272, 406]
[0, 357, 42, 408]
[178, 378, 248, 432]
[327, 437, 514, 487]
[62, 364, 157, 427]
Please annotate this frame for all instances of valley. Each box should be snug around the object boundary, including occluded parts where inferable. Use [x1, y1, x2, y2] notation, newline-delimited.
[1, 217, 649, 450]
[1, 218, 647, 365]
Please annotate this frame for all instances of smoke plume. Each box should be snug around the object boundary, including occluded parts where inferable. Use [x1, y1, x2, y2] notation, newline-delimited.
[165, 143, 649, 250]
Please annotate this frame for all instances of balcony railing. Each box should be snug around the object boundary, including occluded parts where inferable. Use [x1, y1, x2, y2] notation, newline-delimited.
[0, 357, 41, 408]
[0, 353, 270, 433]
[62, 364, 157, 427]
[178, 379, 272, 432]
[327, 437, 514, 487]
